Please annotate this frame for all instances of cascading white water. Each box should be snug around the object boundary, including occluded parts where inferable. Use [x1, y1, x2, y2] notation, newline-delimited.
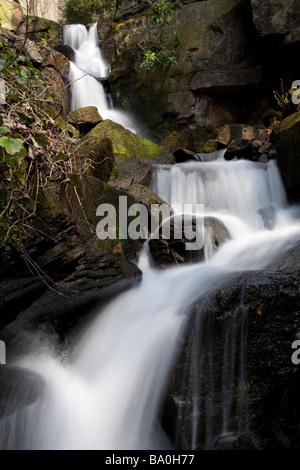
[151, 156, 287, 230]
[64, 23, 137, 132]
[1, 151, 299, 449]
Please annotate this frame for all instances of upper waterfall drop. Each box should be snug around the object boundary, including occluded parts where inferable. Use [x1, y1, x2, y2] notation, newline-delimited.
[63, 23, 109, 78]
[63, 23, 137, 132]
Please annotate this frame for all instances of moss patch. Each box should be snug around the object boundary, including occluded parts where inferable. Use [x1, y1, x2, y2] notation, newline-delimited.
[87, 119, 164, 162]
[274, 111, 300, 201]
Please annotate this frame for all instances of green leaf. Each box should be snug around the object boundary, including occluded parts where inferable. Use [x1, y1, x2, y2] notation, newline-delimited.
[7, 93, 20, 102]
[0, 136, 24, 155]
[20, 160, 29, 172]
[55, 152, 70, 162]
[0, 127, 10, 136]
[33, 135, 50, 148]
[3, 153, 22, 166]
[14, 171, 25, 181]
[68, 173, 84, 188]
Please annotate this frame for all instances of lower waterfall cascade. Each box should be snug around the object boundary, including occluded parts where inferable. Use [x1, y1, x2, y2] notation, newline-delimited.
[0, 22, 300, 451]
[0, 150, 299, 449]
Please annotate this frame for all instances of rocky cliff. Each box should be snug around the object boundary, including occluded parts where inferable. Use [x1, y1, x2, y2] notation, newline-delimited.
[111, 0, 299, 138]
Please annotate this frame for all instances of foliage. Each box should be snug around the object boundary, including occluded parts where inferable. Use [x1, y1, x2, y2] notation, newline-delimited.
[139, 0, 179, 73]
[63, 0, 116, 25]
[273, 79, 290, 108]
[139, 41, 178, 73]
[148, 0, 174, 25]
[0, 36, 87, 263]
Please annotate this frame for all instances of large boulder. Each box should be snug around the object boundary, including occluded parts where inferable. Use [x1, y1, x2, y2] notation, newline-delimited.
[171, 270, 300, 450]
[149, 216, 230, 268]
[84, 120, 166, 184]
[17, 16, 62, 48]
[273, 111, 300, 201]
[67, 106, 103, 136]
[0, 0, 23, 31]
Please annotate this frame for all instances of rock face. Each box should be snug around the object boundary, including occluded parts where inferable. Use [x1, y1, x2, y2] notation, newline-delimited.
[111, 0, 300, 137]
[0, 176, 143, 360]
[170, 269, 300, 450]
[17, 16, 62, 48]
[274, 111, 300, 201]
[18, 0, 59, 22]
[0, 1, 23, 31]
[111, 0, 263, 133]
[115, 0, 150, 20]
[250, 0, 300, 36]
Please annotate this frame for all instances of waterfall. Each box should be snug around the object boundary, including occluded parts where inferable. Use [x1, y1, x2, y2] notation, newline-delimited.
[0, 21, 300, 450]
[1, 150, 299, 449]
[64, 23, 137, 132]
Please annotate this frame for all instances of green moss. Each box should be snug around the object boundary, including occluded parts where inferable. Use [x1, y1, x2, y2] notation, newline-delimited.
[27, 16, 61, 48]
[86, 119, 164, 161]
[55, 117, 80, 139]
[36, 183, 61, 223]
[274, 111, 300, 201]
[203, 139, 218, 153]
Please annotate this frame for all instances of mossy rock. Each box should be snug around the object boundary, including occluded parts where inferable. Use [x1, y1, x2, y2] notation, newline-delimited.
[262, 109, 282, 127]
[85, 119, 166, 181]
[35, 182, 62, 224]
[274, 111, 300, 201]
[67, 106, 103, 136]
[19, 16, 62, 48]
[203, 139, 218, 153]
[55, 116, 80, 139]
[77, 134, 115, 183]
[0, 1, 23, 31]
[63, 176, 140, 257]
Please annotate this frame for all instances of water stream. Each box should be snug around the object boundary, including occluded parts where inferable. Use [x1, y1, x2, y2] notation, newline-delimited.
[0, 23, 300, 451]
[63, 23, 137, 132]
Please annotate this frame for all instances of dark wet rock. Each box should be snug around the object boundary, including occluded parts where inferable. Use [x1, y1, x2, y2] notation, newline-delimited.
[115, 0, 150, 21]
[258, 154, 269, 163]
[259, 142, 273, 154]
[268, 149, 277, 159]
[224, 139, 253, 160]
[0, 366, 44, 420]
[250, 0, 300, 37]
[54, 44, 75, 62]
[149, 216, 230, 268]
[173, 148, 198, 163]
[266, 241, 300, 273]
[170, 270, 300, 450]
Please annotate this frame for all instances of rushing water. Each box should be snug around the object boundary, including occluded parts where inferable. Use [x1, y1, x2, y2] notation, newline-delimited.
[0, 23, 300, 451]
[63, 23, 137, 132]
[1, 151, 299, 449]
